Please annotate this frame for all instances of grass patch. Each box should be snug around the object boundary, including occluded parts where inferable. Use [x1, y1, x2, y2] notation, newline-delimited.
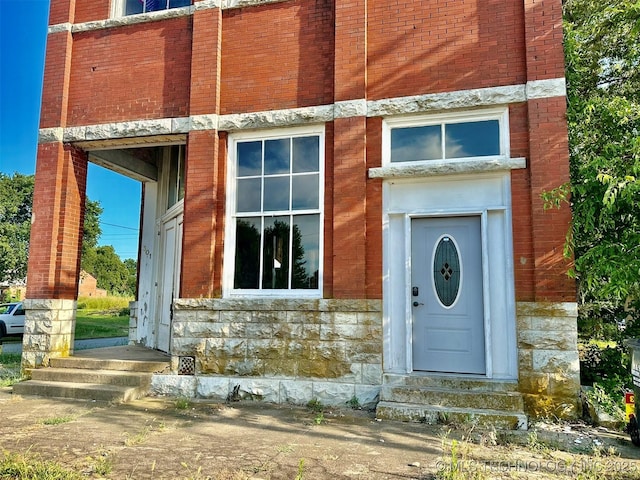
[175, 397, 192, 410]
[0, 353, 23, 387]
[0, 451, 83, 480]
[76, 296, 132, 311]
[40, 416, 74, 426]
[74, 312, 128, 339]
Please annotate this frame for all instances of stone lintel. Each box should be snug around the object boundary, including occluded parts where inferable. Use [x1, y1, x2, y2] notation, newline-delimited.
[369, 157, 526, 179]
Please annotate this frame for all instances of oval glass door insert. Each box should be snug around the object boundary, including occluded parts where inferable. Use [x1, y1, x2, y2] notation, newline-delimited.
[432, 235, 461, 307]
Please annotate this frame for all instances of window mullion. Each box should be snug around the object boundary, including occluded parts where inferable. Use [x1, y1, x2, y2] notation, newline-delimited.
[258, 217, 265, 290]
[441, 123, 446, 160]
[288, 214, 294, 289]
[258, 141, 266, 290]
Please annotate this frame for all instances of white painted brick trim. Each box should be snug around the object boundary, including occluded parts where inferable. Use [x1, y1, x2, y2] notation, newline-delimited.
[38, 81, 567, 143]
[48, 23, 72, 34]
[526, 78, 567, 99]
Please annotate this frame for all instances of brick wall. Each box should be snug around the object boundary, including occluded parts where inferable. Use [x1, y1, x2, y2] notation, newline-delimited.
[220, 0, 334, 114]
[40, 31, 73, 129]
[367, 0, 527, 100]
[67, 17, 192, 125]
[74, 0, 110, 23]
[49, 0, 75, 25]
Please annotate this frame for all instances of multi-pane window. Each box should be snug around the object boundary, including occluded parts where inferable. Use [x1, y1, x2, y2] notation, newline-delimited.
[228, 129, 323, 294]
[388, 112, 506, 164]
[122, 0, 190, 16]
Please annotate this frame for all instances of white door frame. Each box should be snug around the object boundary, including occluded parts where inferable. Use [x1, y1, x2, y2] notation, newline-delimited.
[382, 172, 518, 379]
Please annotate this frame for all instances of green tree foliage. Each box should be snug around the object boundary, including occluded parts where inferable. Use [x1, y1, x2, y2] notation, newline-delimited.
[0, 173, 136, 295]
[89, 245, 132, 295]
[83, 199, 103, 251]
[124, 258, 138, 296]
[561, 0, 640, 304]
[0, 173, 33, 283]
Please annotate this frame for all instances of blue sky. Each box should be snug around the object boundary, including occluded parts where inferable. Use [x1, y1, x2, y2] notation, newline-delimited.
[0, 0, 141, 260]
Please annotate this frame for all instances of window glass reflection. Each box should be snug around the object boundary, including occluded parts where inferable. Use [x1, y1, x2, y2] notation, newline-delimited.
[265, 138, 290, 175]
[292, 174, 319, 210]
[293, 136, 319, 173]
[445, 120, 500, 159]
[262, 217, 290, 289]
[263, 177, 290, 211]
[234, 217, 261, 289]
[391, 125, 442, 162]
[237, 178, 261, 212]
[292, 214, 320, 289]
[237, 141, 262, 177]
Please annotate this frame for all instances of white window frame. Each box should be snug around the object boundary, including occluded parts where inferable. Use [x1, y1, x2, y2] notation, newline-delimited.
[382, 107, 510, 167]
[223, 125, 325, 298]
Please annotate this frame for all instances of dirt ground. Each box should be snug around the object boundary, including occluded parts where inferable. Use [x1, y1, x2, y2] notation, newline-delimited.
[1, 389, 640, 480]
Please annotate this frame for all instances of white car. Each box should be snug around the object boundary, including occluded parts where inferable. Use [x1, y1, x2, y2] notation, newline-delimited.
[0, 302, 25, 340]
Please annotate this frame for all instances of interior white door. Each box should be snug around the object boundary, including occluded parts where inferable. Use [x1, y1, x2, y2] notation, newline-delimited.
[411, 216, 485, 374]
[157, 212, 183, 353]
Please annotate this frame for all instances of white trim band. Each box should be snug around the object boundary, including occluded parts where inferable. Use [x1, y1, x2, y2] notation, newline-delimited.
[39, 81, 566, 143]
[526, 78, 566, 100]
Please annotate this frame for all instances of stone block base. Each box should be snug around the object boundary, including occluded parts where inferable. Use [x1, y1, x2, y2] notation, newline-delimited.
[517, 302, 580, 419]
[151, 374, 380, 409]
[21, 299, 77, 369]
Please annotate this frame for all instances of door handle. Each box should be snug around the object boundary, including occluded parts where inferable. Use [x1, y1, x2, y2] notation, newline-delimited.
[413, 301, 424, 307]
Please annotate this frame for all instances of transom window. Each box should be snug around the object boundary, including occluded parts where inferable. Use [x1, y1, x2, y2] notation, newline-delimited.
[226, 127, 324, 295]
[386, 109, 508, 164]
[120, 0, 190, 16]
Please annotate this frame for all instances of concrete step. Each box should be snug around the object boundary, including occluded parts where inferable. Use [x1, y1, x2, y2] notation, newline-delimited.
[13, 346, 171, 403]
[382, 373, 519, 392]
[376, 401, 528, 430]
[380, 385, 524, 411]
[28, 367, 152, 388]
[50, 357, 169, 373]
[13, 380, 149, 403]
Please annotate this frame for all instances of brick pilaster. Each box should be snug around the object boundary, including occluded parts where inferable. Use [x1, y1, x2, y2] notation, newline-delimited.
[332, 0, 368, 298]
[27, 143, 88, 299]
[180, 4, 224, 298]
[524, 0, 575, 302]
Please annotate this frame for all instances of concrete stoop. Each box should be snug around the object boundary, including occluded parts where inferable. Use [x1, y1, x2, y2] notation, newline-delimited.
[376, 374, 528, 430]
[13, 349, 170, 403]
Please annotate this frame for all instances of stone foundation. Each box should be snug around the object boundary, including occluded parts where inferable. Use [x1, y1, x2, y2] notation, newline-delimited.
[151, 298, 383, 407]
[150, 298, 580, 419]
[21, 299, 77, 369]
[517, 302, 580, 419]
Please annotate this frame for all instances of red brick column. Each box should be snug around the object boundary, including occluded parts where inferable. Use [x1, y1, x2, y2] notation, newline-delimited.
[28, 144, 87, 300]
[524, 0, 575, 302]
[365, 118, 383, 299]
[332, 0, 367, 298]
[181, 4, 223, 298]
[28, 0, 83, 299]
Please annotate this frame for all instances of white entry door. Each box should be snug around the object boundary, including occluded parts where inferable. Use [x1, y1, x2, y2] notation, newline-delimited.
[157, 211, 183, 353]
[411, 216, 485, 374]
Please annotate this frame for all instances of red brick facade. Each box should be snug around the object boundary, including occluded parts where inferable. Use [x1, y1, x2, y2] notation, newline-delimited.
[31, 0, 574, 304]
